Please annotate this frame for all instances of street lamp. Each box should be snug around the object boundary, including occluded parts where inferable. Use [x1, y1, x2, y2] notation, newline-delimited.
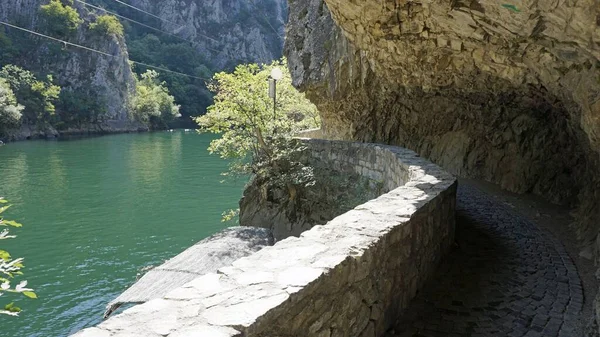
[269, 67, 283, 121]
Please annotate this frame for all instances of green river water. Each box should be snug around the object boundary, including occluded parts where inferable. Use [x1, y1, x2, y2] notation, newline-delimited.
[0, 131, 246, 336]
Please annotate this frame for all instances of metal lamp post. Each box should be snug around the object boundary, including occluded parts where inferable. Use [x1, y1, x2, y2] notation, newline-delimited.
[269, 67, 283, 121]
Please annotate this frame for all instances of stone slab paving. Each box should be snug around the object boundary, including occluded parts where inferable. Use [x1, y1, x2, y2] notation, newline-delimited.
[388, 184, 583, 337]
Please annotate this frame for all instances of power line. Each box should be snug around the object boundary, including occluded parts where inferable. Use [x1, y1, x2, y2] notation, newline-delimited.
[75, 0, 221, 50]
[106, 0, 172, 24]
[90, 0, 281, 58]
[0, 21, 211, 81]
[247, 0, 284, 41]
[108, 0, 283, 44]
[102, 0, 221, 45]
[0, 2, 286, 79]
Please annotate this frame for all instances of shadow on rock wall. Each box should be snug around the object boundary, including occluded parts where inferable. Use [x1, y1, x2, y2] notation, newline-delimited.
[285, 0, 600, 260]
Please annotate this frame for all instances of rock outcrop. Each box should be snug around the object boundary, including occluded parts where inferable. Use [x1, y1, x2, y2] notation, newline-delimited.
[128, 0, 287, 69]
[104, 226, 273, 317]
[0, 0, 287, 138]
[286, 0, 600, 268]
[0, 0, 140, 133]
[285, 0, 600, 332]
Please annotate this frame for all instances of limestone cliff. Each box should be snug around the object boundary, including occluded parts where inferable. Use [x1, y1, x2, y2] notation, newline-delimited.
[0, 0, 142, 136]
[0, 0, 287, 138]
[285, 0, 600, 332]
[127, 0, 287, 69]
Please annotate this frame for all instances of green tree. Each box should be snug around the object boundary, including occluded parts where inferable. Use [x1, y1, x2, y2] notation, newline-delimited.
[89, 15, 124, 38]
[131, 70, 181, 129]
[0, 65, 61, 126]
[0, 79, 23, 136]
[0, 198, 37, 316]
[127, 34, 162, 65]
[127, 34, 215, 125]
[0, 31, 18, 65]
[195, 58, 320, 197]
[39, 0, 82, 37]
[56, 87, 107, 128]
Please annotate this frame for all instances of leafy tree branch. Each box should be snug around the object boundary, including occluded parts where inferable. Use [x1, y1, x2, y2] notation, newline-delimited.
[0, 198, 36, 316]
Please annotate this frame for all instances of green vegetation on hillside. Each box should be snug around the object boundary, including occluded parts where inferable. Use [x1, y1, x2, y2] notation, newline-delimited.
[0, 1, 181, 136]
[0, 80, 24, 136]
[127, 34, 214, 125]
[0, 65, 61, 128]
[0, 0, 286, 136]
[55, 87, 107, 128]
[0, 0, 107, 136]
[1, 0, 216, 131]
[89, 15, 124, 38]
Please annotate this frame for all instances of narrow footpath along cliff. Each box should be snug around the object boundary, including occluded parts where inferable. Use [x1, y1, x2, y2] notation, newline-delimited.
[285, 0, 600, 333]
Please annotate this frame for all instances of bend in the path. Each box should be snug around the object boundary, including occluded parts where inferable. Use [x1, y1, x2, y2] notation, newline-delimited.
[389, 184, 585, 337]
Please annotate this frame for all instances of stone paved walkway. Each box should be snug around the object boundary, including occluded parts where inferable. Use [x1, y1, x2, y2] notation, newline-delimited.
[388, 184, 584, 337]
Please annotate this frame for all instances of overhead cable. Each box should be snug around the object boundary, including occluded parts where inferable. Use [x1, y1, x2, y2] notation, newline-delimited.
[0, 21, 211, 81]
[247, 0, 284, 41]
[75, 0, 221, 51]
[102, 0, 221, 44]
[106, 0, 173, 24]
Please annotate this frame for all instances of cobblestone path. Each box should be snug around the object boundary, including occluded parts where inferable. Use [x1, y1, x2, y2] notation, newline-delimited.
[388, 184, 584, 337]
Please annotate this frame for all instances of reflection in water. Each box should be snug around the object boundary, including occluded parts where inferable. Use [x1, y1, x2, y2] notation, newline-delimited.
[0, 152, 28, 204]
[48, 151, 67, 203]
[170, 130, 183, 160]
[0, 131, 245, 337]
[127, 132, 182, 186]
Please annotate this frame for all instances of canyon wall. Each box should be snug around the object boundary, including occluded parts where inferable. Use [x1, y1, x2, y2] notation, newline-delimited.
[127, 0, 287, 69]
[0, 0, 140, 133]
[0, 0, 287, 137]
[285, 0, 600, 332]
[286, 0, 600, 266]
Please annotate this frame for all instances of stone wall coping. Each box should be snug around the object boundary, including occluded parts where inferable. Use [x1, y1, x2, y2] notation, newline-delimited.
[72, 140, 456, 337]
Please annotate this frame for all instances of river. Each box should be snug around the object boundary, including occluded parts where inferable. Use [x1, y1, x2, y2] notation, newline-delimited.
[0, 131, 246, 336]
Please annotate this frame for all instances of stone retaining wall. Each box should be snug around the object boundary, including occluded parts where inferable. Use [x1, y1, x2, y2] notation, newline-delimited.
[295, 128, 324, 139]
[306, 139, 411, 193]
[73, 140, 457, 337]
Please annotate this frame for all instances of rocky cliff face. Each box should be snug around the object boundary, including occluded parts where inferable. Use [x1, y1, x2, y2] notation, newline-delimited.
[0, 0, 141, 134]
[285, 0, 600, 332]
[286, 0, 600, 256]
[0, 0, 287, 137]
[128, 0, 287, 69]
